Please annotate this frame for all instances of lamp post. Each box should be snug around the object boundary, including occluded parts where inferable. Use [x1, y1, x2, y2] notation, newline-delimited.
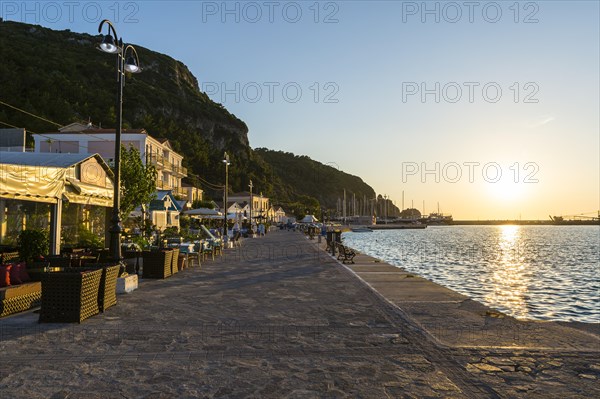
[248, 179, 253, 231]
[223, 152, 230, 244]
[259, 192, 264, 224]
[97, 19, 141, 262]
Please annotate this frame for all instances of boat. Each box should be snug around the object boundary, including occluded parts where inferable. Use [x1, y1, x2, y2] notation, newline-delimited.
[351, 227, 373, 232]
[422, 212, 453, 225]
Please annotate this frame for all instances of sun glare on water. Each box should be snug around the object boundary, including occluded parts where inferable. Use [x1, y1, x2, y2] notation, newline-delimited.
[485, 225, 531, 319]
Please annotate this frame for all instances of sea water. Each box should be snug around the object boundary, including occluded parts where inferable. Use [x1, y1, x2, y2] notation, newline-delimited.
[343, 225, 600, 323]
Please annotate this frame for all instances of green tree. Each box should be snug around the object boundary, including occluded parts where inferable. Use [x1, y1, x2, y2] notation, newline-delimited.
[191, 199, 215, 209]
[119, 145, 158, 220]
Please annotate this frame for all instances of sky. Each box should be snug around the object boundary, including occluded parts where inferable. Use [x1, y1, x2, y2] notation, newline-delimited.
[2, 0, 598, 220]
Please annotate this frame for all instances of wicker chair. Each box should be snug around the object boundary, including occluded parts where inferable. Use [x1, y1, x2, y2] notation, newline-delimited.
[39, 268, 103, 323]
[170, 248, 180, 274]
[80, 264, 120, 312]
[59, 264, 119, 312]
[1, 282, 42, 318]
[142, 250, 173, 279]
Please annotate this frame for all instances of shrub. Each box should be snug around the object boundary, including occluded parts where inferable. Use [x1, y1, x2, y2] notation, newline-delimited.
[18, 230, 49, 262]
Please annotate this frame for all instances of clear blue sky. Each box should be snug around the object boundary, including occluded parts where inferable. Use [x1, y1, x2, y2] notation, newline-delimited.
[4, 1, 598, 219]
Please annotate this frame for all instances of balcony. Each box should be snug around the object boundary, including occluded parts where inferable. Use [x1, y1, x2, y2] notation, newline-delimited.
[148, 153, 164, 170]
[155, 181, 188, 199]
[173, 186, 188, 199]
[171, 165, 188, 177]
[155, 180, 171, 190]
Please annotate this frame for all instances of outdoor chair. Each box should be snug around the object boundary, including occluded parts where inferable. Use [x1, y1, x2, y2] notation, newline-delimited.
[142, 250, 173, 279]
[213, 241, 223, 257]
[170, 248, 180, 274]
[177, 253, 187, 271]
[96, 264, 119, 311]
[91, 264, 120, 311]
[39, 268, 103, 323]
[187, 252, 200, 268]
[201, 241, 214, 261]
[77, 264, 120, 312]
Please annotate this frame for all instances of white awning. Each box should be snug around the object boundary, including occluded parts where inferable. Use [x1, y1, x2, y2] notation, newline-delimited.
[0, 152, 114, 207]
[184, 207, 221, 216]
[0, 163, 66, 204]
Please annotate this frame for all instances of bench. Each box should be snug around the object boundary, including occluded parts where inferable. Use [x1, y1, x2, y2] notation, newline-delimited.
[336, 243, 356, 264]
[0, 251, 20, 264]
[0, 282, 42, 318]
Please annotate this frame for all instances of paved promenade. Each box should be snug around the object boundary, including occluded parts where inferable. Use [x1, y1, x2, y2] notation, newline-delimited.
[0, 230, 598, 398]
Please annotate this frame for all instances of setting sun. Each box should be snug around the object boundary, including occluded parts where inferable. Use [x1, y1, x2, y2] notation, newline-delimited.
[486, 179, 527, 201]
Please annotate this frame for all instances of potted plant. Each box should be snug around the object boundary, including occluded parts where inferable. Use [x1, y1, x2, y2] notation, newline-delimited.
[18, 229, 49, 263]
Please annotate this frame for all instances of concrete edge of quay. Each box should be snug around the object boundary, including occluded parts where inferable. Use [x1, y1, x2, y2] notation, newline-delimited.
[309, 234, 600, 352]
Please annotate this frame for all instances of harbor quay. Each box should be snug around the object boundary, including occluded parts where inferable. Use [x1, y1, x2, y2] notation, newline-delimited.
[0, 231, 598, 398]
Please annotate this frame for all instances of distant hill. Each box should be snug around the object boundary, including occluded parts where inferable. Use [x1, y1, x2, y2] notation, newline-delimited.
[0, 20, 398, 218]
[0, 20, 258, 189]
[254, 149, 400, 217]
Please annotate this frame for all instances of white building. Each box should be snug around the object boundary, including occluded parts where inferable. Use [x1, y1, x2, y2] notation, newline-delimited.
[228, 192, 270, 220]
[32, 123, 190, 199]
[148, 191, 182, 231]
[273, 206, 287, 223]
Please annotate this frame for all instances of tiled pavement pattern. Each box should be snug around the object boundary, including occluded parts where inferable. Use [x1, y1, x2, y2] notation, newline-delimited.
[0, 230, 598, 398]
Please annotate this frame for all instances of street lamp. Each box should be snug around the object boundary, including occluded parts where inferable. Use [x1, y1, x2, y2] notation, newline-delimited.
[248, 179, 253, 230]
[223, 152, 230, 244]
[97, 19, 141, 262]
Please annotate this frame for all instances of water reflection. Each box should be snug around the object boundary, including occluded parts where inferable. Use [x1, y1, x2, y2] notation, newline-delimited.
[343, 226, 600, 323]
[484, 225, 530, 319]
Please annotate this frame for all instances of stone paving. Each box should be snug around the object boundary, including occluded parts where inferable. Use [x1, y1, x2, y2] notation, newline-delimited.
[0, 230, 598, 398]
